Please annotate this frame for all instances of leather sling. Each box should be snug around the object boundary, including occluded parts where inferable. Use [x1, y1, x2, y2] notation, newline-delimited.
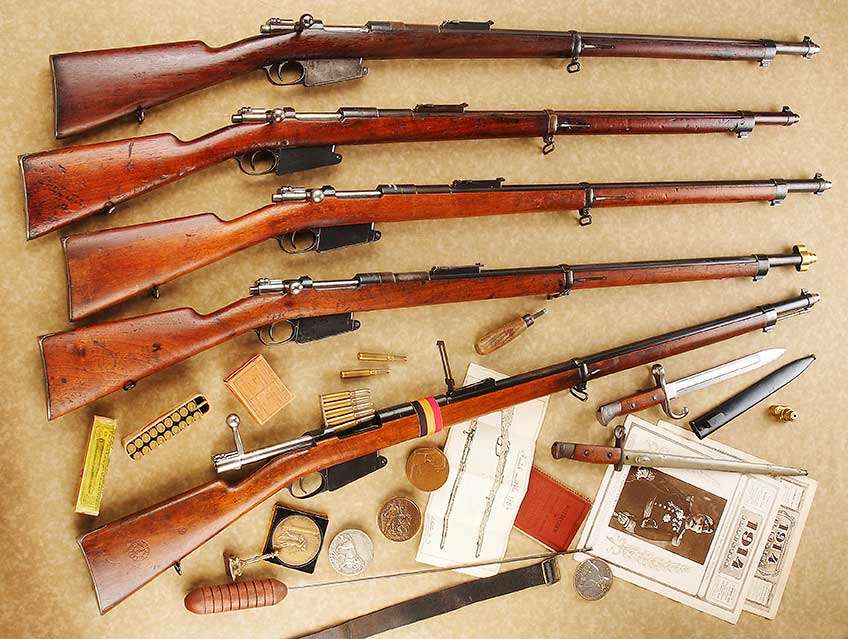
[297, 557, 560, 639]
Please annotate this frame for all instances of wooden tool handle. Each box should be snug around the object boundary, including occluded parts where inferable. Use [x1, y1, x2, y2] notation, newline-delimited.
[184, 579, 287, 614]
[596, 386, 666, 426]
[475, 316, 528, 355]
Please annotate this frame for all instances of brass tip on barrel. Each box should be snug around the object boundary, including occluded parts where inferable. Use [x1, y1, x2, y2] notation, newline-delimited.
[793, 244, 817, 271]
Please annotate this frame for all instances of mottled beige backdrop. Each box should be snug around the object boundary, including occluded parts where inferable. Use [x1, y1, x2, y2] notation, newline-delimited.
[0, 1, 845, 638]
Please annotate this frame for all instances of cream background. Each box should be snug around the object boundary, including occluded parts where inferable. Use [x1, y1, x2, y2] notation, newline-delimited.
[0, 1, 845, 637]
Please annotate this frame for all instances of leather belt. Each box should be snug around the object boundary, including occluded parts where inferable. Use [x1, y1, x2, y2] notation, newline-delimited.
[296, 557, 560, 639]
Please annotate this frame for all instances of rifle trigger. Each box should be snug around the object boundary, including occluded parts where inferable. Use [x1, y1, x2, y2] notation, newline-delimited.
[288, 453, 388, 499]
[263, 60, 306, 86]
[278, 224, 381, 253]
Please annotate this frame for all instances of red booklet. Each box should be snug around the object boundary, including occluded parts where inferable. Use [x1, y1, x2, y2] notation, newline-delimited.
[513, 467, 591, 551]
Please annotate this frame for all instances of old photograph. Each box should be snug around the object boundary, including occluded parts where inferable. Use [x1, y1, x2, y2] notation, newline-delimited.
[610, 467, 727, 565]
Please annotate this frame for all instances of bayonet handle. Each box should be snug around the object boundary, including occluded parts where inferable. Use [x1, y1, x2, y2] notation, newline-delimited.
[551, 442, 622, 465]
[596, 385, 666, 426]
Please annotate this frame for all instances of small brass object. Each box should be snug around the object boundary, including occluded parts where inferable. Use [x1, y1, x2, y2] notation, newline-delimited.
[123, 394, 209, 460]
[793, 244, 816, 271]
[321, 389, 371, 401]
[769, 404, 798, 422]
[340, 368, 390, 379]
[357, 351, 408, 362]
[319, 389, 375, 430]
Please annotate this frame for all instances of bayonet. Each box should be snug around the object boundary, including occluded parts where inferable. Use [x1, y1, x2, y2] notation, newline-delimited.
[552, 426, 806, 477]
[597, 348, 786, 425]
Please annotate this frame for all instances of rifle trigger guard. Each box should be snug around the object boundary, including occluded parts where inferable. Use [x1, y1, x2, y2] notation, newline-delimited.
[263, 60, 306, 86]
[236, 149, 280, 176]
[542, 110, 558, 155]
[578, 182, 594, 226]
[567, 31, 583, 73]
[277, 229, 319, 254]
[569, 359, 590, 401]
[255, 321, 295, 346]
[651, 363, 688, 419]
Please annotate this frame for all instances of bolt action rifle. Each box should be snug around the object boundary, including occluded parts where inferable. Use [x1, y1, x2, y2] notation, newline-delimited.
[62, 174, 831, 321]
[76, 291, 820, 613]
[20, 104, 801, 239]
[49, 13, 820, 138]
[39, 246, 815, 419]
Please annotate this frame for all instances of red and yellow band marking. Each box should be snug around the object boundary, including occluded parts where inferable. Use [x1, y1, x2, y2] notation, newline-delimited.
[412, 396, 443, 437]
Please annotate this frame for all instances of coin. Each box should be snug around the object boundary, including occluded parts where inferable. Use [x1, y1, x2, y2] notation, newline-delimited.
[377, 496, 421, 542]
[328, 529, 374, 576]
[574, 558, 613, 601]
[271, 514, 323, 567]
[405, 447, 449, 491]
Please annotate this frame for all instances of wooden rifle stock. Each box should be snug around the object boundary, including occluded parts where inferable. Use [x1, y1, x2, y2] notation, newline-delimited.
[40, 269, 565, 419]
[40, 249, 812, 419]
[21, 106, 800, 239]
[50, 15, 819, 138]
[76, 291, 819, 613]
[62, 176, 831, 320]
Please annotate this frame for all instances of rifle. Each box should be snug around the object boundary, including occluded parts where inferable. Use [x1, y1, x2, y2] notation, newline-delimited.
[40, 246, 815, 419]
[76, 291, 820, 614]
[20, 104, 801, 239]
[62, 174, 831, 321]
[49, 14, 820, 138]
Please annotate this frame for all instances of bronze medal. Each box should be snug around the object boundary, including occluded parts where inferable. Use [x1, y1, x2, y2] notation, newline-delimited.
[377, 496, 421, 542]
[405, 447, 449, 491]
[271, 514, 323, 567]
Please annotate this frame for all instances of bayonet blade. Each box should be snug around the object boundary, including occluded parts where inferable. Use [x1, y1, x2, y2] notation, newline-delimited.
[665, 348, 784, 399]
[621, 449, 806, 476]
